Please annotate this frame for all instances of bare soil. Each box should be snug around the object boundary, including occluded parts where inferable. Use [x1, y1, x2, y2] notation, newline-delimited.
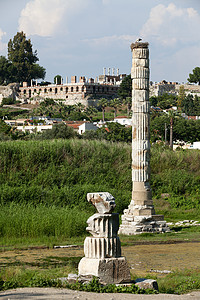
[1, 242, 200, 277]
[1, 242, 200, 299]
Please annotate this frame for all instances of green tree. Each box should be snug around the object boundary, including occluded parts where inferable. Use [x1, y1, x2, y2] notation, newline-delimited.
[182, 94, 195, 116]
[0, 119, 11, 135]
[193, 95, 200, 115]
[168, 110, 175, 149]
[188, 67, 200, 85]
[150, 113, 200, 143]
[177, 85, 186, 110]
[74, 103, 85, 113]
[1, 97, 15, 105]
[98, 98, 108, 122]
[123, 97, 132, 116]
[0, 56, 16, 85]
[149, 96, 158, 107]
[106, 122, 132, 142]
[85, 106, 98, 122]
[109, 98, 122, 118]
[38, 123, 76, 139]
[117, 74, 131, 99]
[156, 94, 177, 109]
[54, 75, 62, 85]
[8, 31, 46, 83]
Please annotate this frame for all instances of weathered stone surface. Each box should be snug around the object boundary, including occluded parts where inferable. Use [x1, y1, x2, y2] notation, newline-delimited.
[0, 83, 19, 104]
[78, 257, 131, 284]
[87, 192, 116, 214]
[78, 192, 131, 283]
[84, 236, 121, 258]
[86, 213, 119, 238]
[119, 41, 170, 235]
[133, 79, 149, 90]
[132, 67, 149, 79]
[169, 220, 200, 227]
[135, 278, 158, 290]
[58, 277, 68, 284]
[132, 58, 149, 68]
[66, 274, 78, 284]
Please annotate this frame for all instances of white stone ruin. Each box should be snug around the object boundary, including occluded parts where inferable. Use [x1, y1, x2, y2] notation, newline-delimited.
[78, 192, 131, 284]
[119, 41, 170, 235]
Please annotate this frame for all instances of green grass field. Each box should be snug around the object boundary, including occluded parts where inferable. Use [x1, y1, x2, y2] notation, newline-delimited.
[0, 139, 200, 293]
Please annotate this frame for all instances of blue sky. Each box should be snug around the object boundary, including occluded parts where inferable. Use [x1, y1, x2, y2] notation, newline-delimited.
[0, 0, 200, 83]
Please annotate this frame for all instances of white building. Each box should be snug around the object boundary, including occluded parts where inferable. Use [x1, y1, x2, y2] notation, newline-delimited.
[16, 124, 53, 133]
[78, 122, 98, 135]
[113, 116, 132, 126]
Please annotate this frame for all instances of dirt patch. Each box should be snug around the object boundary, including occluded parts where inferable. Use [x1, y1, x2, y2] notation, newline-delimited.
[0, 247, 83, 270]
[1, 242, 200, 277]
[123, 242, 200, 277]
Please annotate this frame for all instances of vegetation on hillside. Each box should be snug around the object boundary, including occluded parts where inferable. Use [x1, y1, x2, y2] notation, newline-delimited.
[188, 66, 200, 85]
[0, 139, 199, 293]
[0, 140, 199, 213]
[0, 31, 45, 85]
[1, 98, 200, 143]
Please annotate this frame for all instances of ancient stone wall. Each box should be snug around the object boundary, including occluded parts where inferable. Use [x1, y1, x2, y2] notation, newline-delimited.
[18, 75, 121, 106]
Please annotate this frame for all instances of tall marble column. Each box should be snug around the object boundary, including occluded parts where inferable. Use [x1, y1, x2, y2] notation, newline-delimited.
[119, 42, 169, 235]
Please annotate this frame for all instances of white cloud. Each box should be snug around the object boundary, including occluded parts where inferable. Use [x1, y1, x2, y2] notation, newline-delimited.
[140, 3, 200, 46]
[0, 28, 6, 51]
[18, 0, 89, 37]
[102, 0, 111, 5]
[84, 34, 136, 46]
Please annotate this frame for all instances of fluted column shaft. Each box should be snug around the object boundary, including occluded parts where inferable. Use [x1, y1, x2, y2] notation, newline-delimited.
[118, 42, 168, 235]
[131, 43, 152, 206]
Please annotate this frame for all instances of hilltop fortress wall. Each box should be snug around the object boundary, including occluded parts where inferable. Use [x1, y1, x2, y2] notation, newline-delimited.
[150, 80, 200, 97]
[1, 74, 200, 106]
[18, 73, 126, 106]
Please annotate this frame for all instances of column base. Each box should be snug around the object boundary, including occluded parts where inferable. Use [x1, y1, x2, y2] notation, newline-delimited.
[119, 211, 170, 235]
[78, 257, 131, 284]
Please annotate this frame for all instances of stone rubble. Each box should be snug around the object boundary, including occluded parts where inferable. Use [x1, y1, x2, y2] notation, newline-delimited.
[167, 220, 200, 227]
[150, 269, 172, 274]
[135, 278, 158, 290]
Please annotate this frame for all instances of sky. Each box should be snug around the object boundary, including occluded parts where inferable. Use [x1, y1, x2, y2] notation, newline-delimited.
[0, 0, 200, 83]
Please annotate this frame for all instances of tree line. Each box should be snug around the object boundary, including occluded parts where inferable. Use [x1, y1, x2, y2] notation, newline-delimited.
[0, 32, 45, 85]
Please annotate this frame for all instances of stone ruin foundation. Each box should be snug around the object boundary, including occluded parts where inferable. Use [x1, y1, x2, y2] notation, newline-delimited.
[78, 192, 131, 284]
[118, 42, 170, 235]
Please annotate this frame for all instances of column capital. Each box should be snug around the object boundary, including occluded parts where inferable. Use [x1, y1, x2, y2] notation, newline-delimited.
[130, 42, 149, 51]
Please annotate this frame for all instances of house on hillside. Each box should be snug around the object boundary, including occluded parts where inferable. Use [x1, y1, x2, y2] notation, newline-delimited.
[112, 116, 132, 126]
[64, 121, 85, 133]
[188, 116, 200, 120]
[64, 121, 97, 134]
[78, 122, 98, 135]
[4, 119, 53, 133]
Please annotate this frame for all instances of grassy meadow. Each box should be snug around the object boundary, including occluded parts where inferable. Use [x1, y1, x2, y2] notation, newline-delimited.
[0, 139, 200, 244]
[0, 139, 200, 293]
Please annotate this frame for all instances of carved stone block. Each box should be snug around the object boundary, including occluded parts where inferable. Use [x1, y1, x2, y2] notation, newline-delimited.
[87, 192, 116, 214]
[78, 257, 131, 284]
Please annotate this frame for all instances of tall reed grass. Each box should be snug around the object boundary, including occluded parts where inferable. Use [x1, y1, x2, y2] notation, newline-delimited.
[0, 139, 199, 241]
[0, 139, 131, 212]
[0, 203, 89, 238]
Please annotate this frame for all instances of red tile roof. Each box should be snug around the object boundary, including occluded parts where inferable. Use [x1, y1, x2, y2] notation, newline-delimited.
[114, 116, 129, 119]
[64, 121, 85, 130]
